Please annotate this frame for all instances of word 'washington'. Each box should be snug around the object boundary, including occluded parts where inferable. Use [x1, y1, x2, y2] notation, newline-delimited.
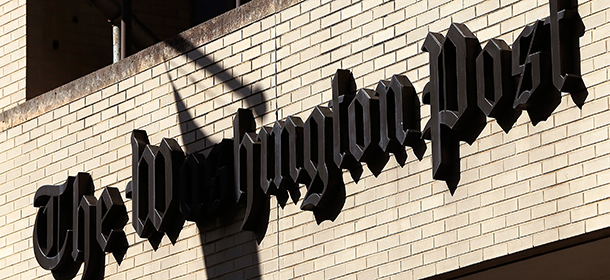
[32, 1, 587, 279]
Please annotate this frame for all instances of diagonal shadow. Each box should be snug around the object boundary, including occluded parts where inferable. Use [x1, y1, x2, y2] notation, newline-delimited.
[166, 32, 266, 279]
[168, 33, 269, 120]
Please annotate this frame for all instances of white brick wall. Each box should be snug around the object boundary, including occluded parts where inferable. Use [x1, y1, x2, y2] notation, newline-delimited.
[0, 0, 25, 112]
[0, 0, 609, 279]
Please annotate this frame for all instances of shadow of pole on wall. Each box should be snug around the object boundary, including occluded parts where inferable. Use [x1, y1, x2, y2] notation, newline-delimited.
[167, 33, 266, 279]
[167, 33, 269, 121]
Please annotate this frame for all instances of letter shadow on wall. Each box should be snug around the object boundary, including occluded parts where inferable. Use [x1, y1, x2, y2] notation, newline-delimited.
[167, 33, 265, 279]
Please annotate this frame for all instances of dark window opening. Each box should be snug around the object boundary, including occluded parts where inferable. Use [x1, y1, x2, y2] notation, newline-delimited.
[25, 0, 251, 100]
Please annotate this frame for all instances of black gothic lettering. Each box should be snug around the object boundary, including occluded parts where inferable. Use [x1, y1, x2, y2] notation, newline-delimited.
[332, 69, 363, 182]
[130, 131, 186, 250]
[266, 121, 289, 206]
[512, 20, 559, 125]
[136, 144, 164, 249]
[96, 187, 129, 264]
[238, 132, 269, 241]
[476, 39, 521, 132]
[348, 89, 389, 176]
[34, 173, 128, 280]
[128, 129, 149, 199]
[377, 75, 426, 166]
[422, 32, 460, 193]
[422, 23, 486, 193]
[152, 139, 186, 243]
[258, 126, 289, 206]
[549, 0, 588, 106]
[129, 131, 157, 246]
[35, 3, 592, 275]
[285, 116, 310, 186]
[74, 195, 104, 280]
[440, 23, 486, 142]
[71, 174, 95, 263]
[203, 139, 235, 216]
[233, 108, 257, 204]
[179, 141, 237, 223]
[273, 118, 302, 204]
[302, 106, 345, 223]
[179, 153, 206, 222]
[33, 176, 85, 279]
[70, 174, 104, 280]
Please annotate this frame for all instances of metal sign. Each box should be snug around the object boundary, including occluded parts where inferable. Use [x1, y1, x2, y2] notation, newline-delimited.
[33, 174, 128, 280]
[32, 0, 587, 278]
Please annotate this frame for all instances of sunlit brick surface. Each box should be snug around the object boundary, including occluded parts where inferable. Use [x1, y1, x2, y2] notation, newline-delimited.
[0, 0, 609, 279]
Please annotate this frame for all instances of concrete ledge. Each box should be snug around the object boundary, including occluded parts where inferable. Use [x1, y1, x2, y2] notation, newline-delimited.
[0, 0, 301, 131]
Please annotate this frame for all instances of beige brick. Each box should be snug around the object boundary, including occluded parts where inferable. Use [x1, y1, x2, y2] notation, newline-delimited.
[483, 243, 507, 260]
[344, 257, 366, 275]
[1, 1, 610, 280]
[457, 224, 480, 240]
[600, 199, 610, 215]
[544, 212, 571, 230]
[468, 234, 492, 252]
[459, 249, 482, 267]
[445, 213, 469, 231]
[542, 154, 568, 173]
[584, 184, 610, 204]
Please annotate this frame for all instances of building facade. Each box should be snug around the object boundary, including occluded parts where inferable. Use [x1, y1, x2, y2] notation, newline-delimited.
[1, 0, 609, 279]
